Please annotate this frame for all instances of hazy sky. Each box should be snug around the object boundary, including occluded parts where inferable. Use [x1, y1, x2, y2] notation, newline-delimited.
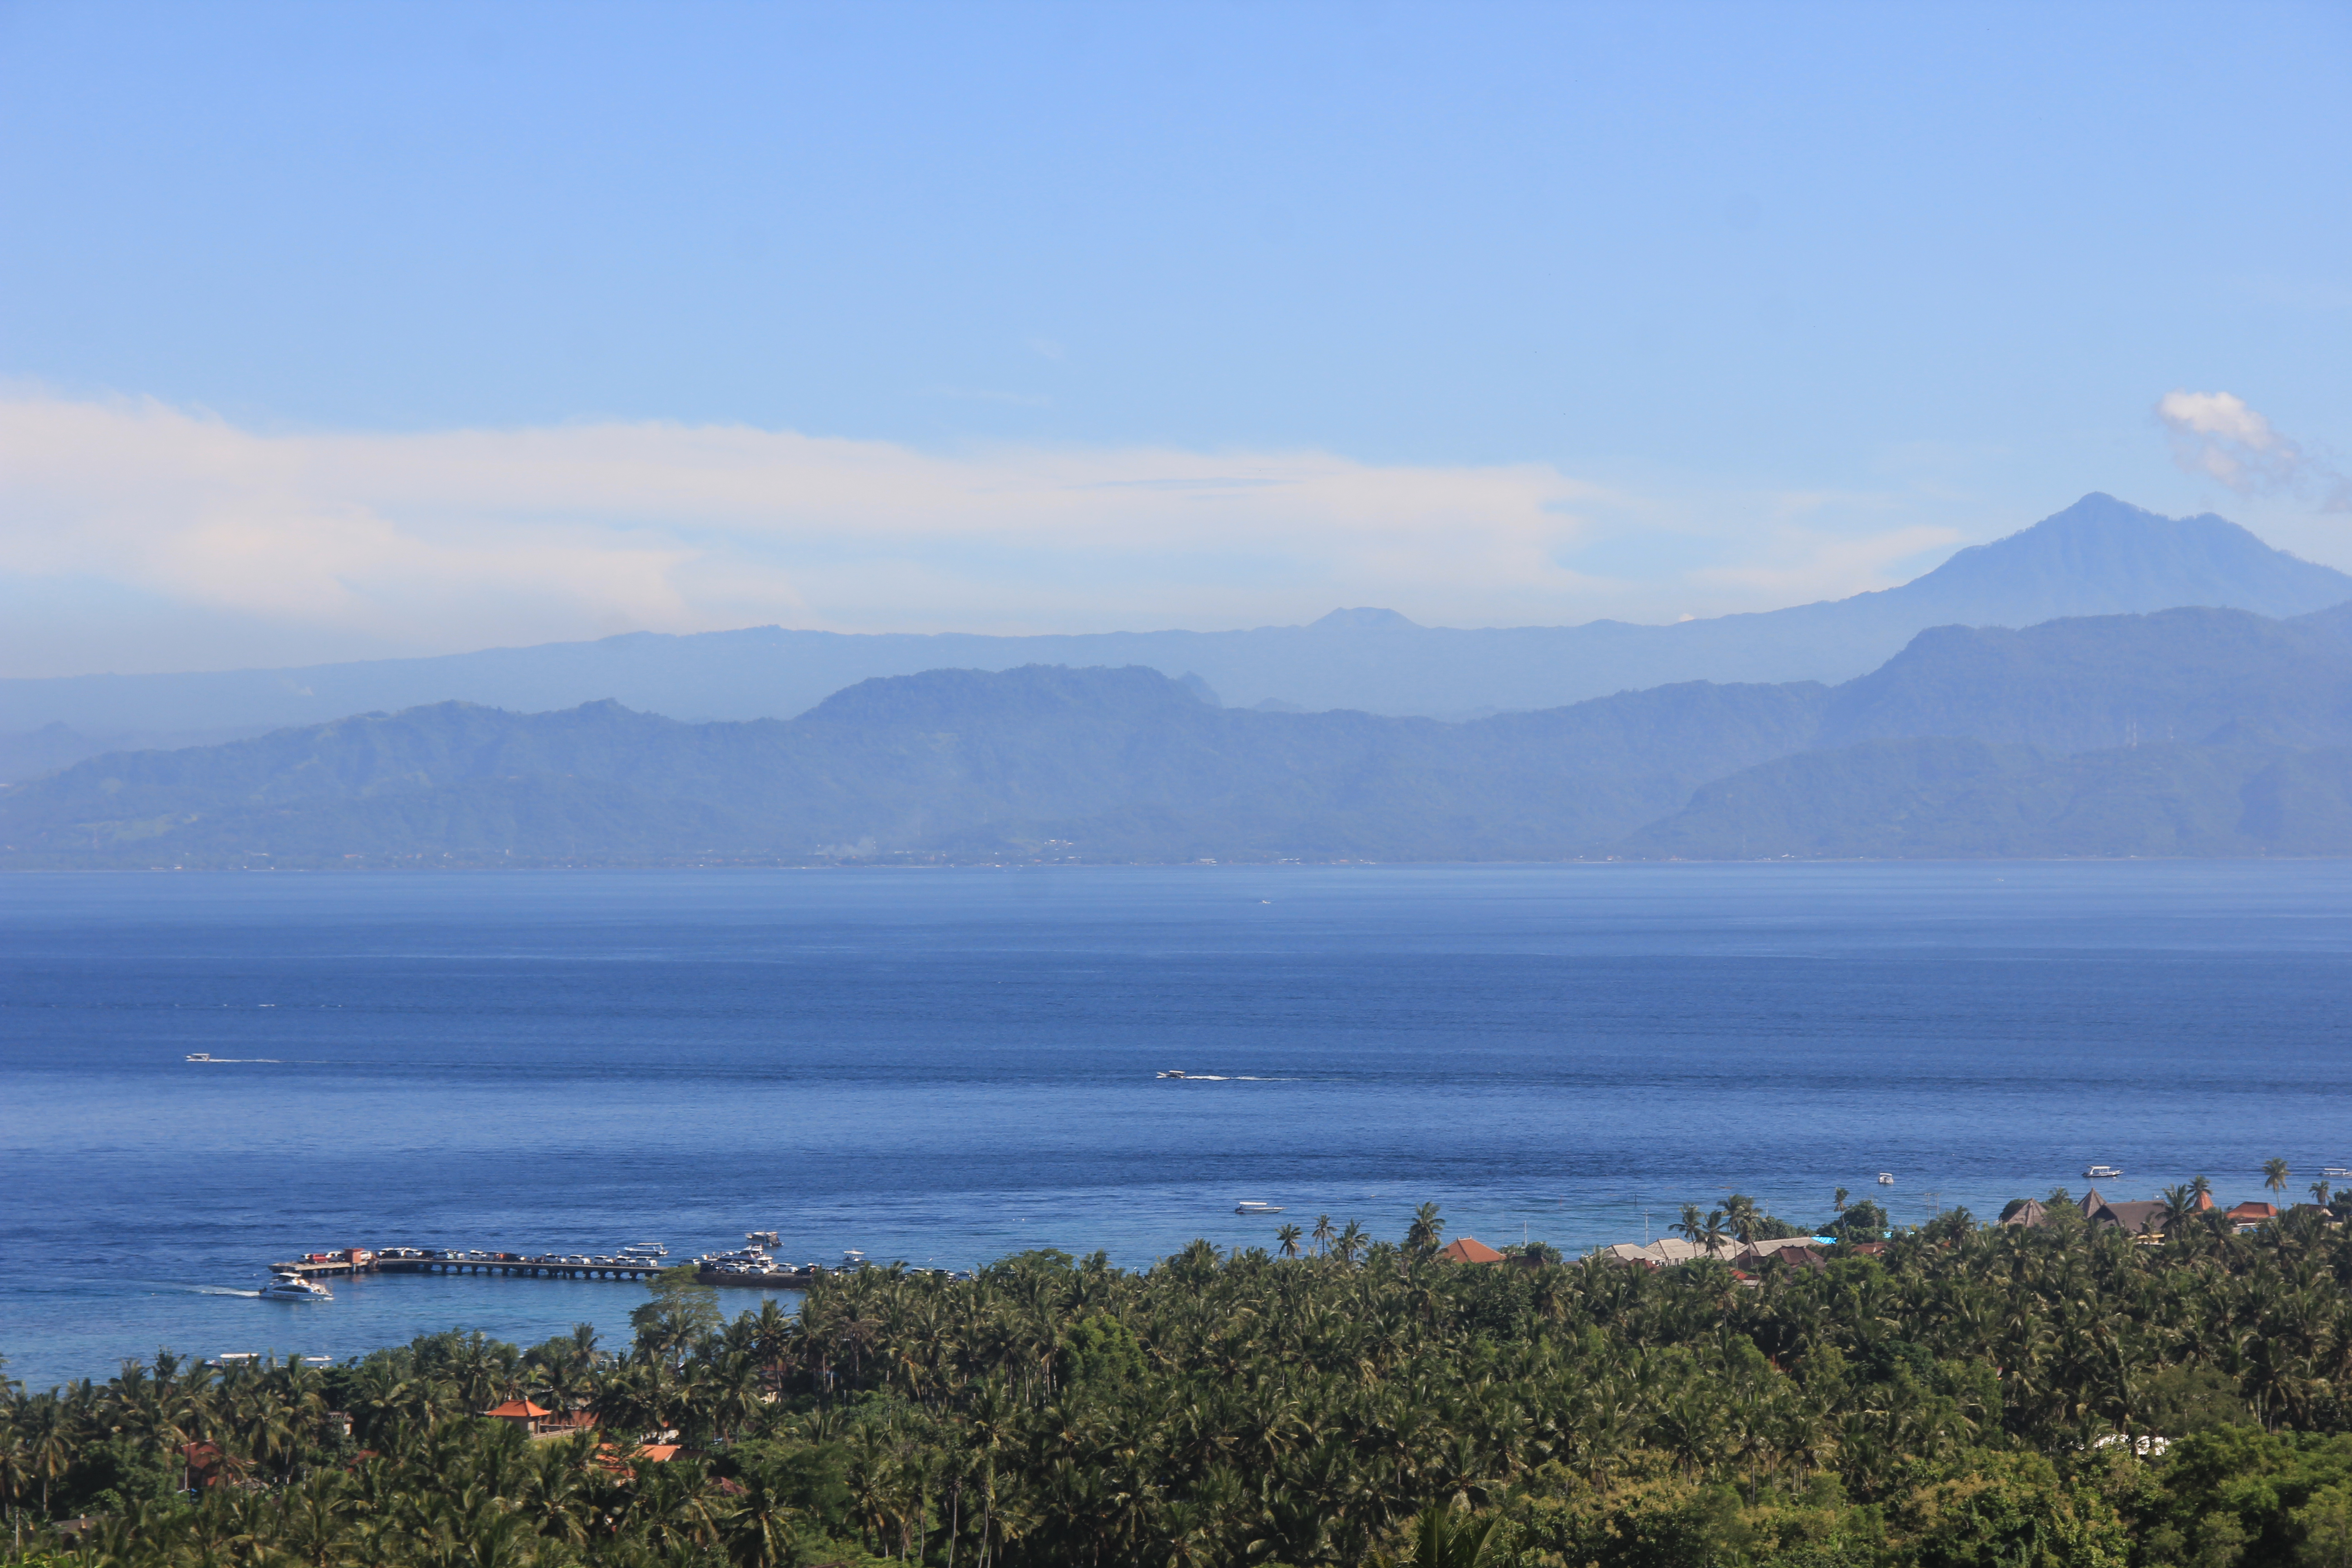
[3, 1, 2348, 676]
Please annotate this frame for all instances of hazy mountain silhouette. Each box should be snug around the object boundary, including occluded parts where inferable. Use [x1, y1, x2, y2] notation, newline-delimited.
[1611, 600, 2352, 859]
[10, 600, 2352, 867]
[1818, 602, 2352, 752]
[0, 669, 1825, 867]
[2, 495, 2342, 760]
[1619, 739, 2352, 860]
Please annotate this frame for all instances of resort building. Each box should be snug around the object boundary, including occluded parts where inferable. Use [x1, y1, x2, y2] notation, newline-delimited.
[480, 1400, 596, 1437]
[2004, 1186, 2312, 1239]
[1595, 1235, 1831, 1269]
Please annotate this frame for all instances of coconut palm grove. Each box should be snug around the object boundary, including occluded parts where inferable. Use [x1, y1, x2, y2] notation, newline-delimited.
[10, 1194, 2352, 1568]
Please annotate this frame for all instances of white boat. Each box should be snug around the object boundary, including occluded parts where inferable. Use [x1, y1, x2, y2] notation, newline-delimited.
[2084, 1163, 2124, 1180]
[1157, 1069, 1188, 1079]
[1875, 1172, 1895, 1186]
[186, 1053, 212, 1062]
[617, 1242, 667, 1258]
[1234, 1200, 1284, 1215]
[2323, 1167, 2352, 1180]
[258, 1271, 333, 1302]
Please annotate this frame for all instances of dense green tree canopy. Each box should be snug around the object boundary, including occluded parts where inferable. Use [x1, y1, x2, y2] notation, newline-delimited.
[7, 1200, 2352, 1567]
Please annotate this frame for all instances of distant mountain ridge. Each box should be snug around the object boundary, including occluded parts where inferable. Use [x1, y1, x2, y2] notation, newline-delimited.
[3, 495, 2345, 784]
[1623, 737, 2352, 860]
[9, 600, 2352, 866]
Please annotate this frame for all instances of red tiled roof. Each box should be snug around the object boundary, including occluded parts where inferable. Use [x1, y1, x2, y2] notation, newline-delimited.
[482, 1400, 554, 1419]
[595, 1441, 683, 1478]
[1437, 1237, 1506, 1263]
[180, 1441, 247, 1486]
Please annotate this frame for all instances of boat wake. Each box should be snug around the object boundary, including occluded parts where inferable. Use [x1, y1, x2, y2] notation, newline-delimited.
[1155, 1073, 1289, 1082]
[181, 1285, 264, 1298]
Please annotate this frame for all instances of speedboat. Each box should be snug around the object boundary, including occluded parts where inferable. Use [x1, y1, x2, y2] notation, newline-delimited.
[185, 1053, 213, 1062]
[2084, 1163, 2124, 1180]
[1875, 1172, 1894, 1186]
[617, 1242, 667, 1259]
[1234, 1200, 1284, 1215]
[1157, 1069, 1188, 1079]
[259, 1271, 333, 1302]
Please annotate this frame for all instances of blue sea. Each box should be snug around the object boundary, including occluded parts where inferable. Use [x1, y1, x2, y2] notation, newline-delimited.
[5, 862, 2350, 1393]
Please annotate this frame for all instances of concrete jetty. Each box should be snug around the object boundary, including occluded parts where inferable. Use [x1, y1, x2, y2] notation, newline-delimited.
[265, 1246, 830, 1288]
[270, 1248, 674, 1284]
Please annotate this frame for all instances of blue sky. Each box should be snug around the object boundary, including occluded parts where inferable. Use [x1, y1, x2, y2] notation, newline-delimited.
[2, 1, 2348, 675]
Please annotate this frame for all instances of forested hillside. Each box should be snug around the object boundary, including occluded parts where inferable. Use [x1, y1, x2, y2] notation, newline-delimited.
[7, 604, 2352, 867]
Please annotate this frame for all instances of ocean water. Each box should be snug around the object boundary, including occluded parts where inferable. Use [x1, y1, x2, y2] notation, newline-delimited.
[5, 862, 2350, 1392]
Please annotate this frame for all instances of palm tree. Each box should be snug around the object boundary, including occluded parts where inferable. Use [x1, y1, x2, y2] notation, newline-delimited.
[1275, 1224, 1303, 1259]
[1335, 1220, 1367, 1266]
[1311, 1214, 1337, 1257]
[2265, 1157, 2291, 1198]
[2314, 1180, 2333, 1207]
[1672, 1205, 1731, 1257]
[722, 1469, 799, 1568]
[16, 1394, 73, 1518]
[2158, 1184, 2201, 1238]
[1833, 1186, 1850, 1214]
[1374, 1502, 1499, 1568]
[1404, 1203, 1446, 1257]
[274, 1475, 356, 1568]
[515, 1433, 595, 1546]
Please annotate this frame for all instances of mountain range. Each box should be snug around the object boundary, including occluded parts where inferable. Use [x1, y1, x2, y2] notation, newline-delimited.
[8, 600, 2352, 867]
[4, 494, 2347, 788]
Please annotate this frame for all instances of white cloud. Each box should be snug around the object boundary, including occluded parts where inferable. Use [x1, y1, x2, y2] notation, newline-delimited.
[0, 389, 1980, 675]
[2156, 389, 2348, 510]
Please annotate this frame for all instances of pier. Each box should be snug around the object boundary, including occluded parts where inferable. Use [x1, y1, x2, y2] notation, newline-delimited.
[270, 1250, 676, 1283]
[265, 1247, 831, 1289]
